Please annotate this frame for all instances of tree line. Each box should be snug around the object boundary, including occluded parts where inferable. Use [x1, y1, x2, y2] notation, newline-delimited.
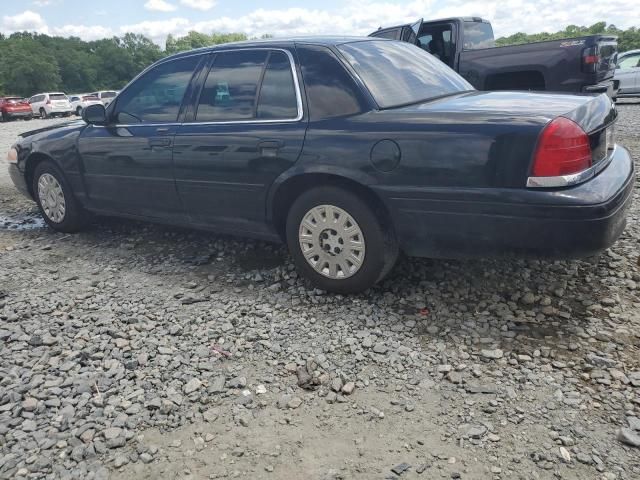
[1, 22, 639, 98]
[495, 22, 640, 52]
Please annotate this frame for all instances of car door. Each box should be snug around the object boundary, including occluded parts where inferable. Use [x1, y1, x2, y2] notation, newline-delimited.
[616, 53, 640, 94]
[173, 48, 306, 236]
[77, 53, 205, 219]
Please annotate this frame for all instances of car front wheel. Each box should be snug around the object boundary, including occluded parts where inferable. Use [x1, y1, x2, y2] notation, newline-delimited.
[33, 161, 87, 233]
[286, 186, 398, 293]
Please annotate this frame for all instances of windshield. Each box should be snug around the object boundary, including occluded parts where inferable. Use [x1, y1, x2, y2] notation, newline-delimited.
[337, 40, 473, 109]
[463, 21, 495, 50]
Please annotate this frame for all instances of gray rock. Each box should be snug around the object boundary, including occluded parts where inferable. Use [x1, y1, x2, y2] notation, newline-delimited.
[481, 349, 504, 360]
[183, 378, 202, 394]
[617, 428, 640, 448]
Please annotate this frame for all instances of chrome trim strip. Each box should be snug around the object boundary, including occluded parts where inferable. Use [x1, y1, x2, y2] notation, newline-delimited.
[108, 48, 303, 129]
[526, 145, 617, 188]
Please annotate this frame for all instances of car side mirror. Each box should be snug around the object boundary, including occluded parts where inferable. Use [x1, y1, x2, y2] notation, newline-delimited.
[82, 103, 107, 125]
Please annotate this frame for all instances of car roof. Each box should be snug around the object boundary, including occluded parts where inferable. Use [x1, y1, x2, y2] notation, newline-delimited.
[163, 36, 381, 62]
[620, 49, 640, 56]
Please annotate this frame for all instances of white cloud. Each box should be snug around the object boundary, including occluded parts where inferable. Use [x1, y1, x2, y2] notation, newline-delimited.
[144, 0, 177, 12]
[4, 0, 640, 47]
[51, 24, 114, 41]
[2, 10, 48, 34]
[33, 0, 53, 6]
[180, 0, 216, 11]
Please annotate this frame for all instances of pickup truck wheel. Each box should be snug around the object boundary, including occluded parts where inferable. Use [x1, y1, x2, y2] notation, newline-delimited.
[286, 186, 396, 293]
[40, 108, 48, 119]
[33, 161, 88, 233]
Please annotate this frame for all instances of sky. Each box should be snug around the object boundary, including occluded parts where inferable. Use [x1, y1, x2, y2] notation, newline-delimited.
[1, 0, 638, 46]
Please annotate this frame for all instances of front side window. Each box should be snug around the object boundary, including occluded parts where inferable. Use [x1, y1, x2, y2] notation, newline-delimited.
[337, 40, 473, 109]
[371, 29, 400, 40]
[618, 54, 640, 70]
[114, 55, 200, 124]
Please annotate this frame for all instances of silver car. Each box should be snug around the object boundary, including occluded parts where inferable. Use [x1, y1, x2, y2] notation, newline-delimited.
[615, 49, 640, 98]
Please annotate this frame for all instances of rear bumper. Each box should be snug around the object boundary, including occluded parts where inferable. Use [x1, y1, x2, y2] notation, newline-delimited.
[3, 110, 32, 119]
[377, 145, 635, 259]
[583, 79, 617, 99]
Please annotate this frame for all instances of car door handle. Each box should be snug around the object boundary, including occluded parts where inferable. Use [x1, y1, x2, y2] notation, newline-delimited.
[258, 140, 284, 157]
[148, 138, 172, 148]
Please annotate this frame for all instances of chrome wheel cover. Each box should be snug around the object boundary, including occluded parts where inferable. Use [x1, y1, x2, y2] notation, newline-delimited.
[37, 173, 66, 223]
[298, 204, 366, 280]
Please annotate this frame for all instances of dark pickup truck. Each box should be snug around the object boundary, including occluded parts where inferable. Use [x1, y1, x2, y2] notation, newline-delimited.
[370, 17, 618, 97]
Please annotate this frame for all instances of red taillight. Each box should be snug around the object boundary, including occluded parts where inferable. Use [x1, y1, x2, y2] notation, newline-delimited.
[531, 117, 592, 177]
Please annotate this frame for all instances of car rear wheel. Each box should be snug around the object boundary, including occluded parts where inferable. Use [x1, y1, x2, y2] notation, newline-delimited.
[39, 108, 48, 119]
[33, 161, 88, 233]
[0, 111, 4, 122]
[286, 186, 398, 293]
[76, 107, 82, 116]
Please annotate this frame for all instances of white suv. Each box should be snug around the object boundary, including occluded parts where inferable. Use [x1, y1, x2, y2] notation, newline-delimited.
[69, 94, 102, 116]
[29, 93, 73, 118]
[90, 90, 118, 107]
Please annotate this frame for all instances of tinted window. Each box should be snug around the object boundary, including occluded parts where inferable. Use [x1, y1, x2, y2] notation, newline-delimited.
[102, 91, 117, 98]
[463, 21, 495, 50]
[618, 54, 640, 69]
[196, 50, 267, 122]
[298, 45, 367, 120]
[371, 29, 400, 40]
[337, 40, 473, 108]
[50, 94, 67, 100]
[257, 51, 298, 120]
[115, 55, 200, 124]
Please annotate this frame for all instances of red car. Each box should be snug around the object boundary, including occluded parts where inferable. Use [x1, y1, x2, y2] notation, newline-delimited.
[0, 96, 33, 122]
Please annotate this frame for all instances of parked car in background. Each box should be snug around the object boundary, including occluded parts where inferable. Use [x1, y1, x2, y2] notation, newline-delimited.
[370, 17, 619, 97]
[28, 93, 73, 118]
[90, 90, 118, 106]
[615, 49, 640, 98]
[69, 94, 102, 116]
[0, 96, 33, 122]
[6, 38, 634, 293]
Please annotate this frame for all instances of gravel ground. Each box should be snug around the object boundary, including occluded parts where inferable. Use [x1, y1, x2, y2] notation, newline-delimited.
[0, 102, 639, 480]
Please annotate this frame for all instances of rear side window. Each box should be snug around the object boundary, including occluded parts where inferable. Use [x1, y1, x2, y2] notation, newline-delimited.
[114, 55, 200, 124]
[196, 50, 268, 122]
[257, 51, 299, 120]
[462, 21, 495, 50]
[298, 45, 368, 120]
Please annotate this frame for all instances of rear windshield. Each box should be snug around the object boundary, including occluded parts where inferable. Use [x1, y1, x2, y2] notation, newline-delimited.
[6, 97, 22, 103]
[337, 40, 473, 109]
[102, 91, 117, 98]
[50, 94, 67, 100]
[463, 21, 495, 50]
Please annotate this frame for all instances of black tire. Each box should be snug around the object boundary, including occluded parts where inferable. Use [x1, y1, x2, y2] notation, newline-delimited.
[285, 186, 398, 294]
[25, 115, 33, 121]
[32, 161, 88, 233]
[40, 108, 48, 119]
[0, 111, 4, 122]
[76, 107, 82, 116]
